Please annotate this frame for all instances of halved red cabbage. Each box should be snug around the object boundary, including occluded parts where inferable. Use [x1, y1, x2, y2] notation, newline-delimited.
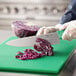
[12, 21, 40, 38]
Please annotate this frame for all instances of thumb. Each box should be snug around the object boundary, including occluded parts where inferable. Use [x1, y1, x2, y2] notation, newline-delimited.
[44, 26, 57, 34]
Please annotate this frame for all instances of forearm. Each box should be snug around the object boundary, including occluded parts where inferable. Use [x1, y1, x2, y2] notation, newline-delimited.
[60, 11, 72, 24]
[60, 0, 76, 24]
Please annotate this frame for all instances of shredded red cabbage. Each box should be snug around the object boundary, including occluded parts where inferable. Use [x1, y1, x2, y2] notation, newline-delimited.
[15, 38, 53, 60]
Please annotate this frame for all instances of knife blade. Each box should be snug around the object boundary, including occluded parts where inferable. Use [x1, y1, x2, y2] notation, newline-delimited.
[6, 32, 60, 47]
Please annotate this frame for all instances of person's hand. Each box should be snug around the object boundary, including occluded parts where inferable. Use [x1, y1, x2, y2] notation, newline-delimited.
[60, 20, 76, 41]
[36, 24, 62, 36]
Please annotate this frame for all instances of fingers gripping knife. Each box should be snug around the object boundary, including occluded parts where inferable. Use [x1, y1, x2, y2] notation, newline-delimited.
[6, 32, 60, 47]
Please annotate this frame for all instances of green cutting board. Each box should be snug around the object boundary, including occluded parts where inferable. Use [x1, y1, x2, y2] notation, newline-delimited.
[0, 31, 76, 75]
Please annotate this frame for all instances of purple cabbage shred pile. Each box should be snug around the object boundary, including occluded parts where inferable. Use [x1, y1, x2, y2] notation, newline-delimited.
[15, 38, 53, 60]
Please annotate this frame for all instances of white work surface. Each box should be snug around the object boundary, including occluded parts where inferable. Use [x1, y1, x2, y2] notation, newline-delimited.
[0, 30, 76, 76]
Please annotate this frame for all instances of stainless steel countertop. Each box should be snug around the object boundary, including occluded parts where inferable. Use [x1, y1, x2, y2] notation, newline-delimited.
[0, 30, 76, 76]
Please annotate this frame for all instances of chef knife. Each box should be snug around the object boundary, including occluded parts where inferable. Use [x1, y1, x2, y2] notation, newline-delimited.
[6, 32, 60, 47]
